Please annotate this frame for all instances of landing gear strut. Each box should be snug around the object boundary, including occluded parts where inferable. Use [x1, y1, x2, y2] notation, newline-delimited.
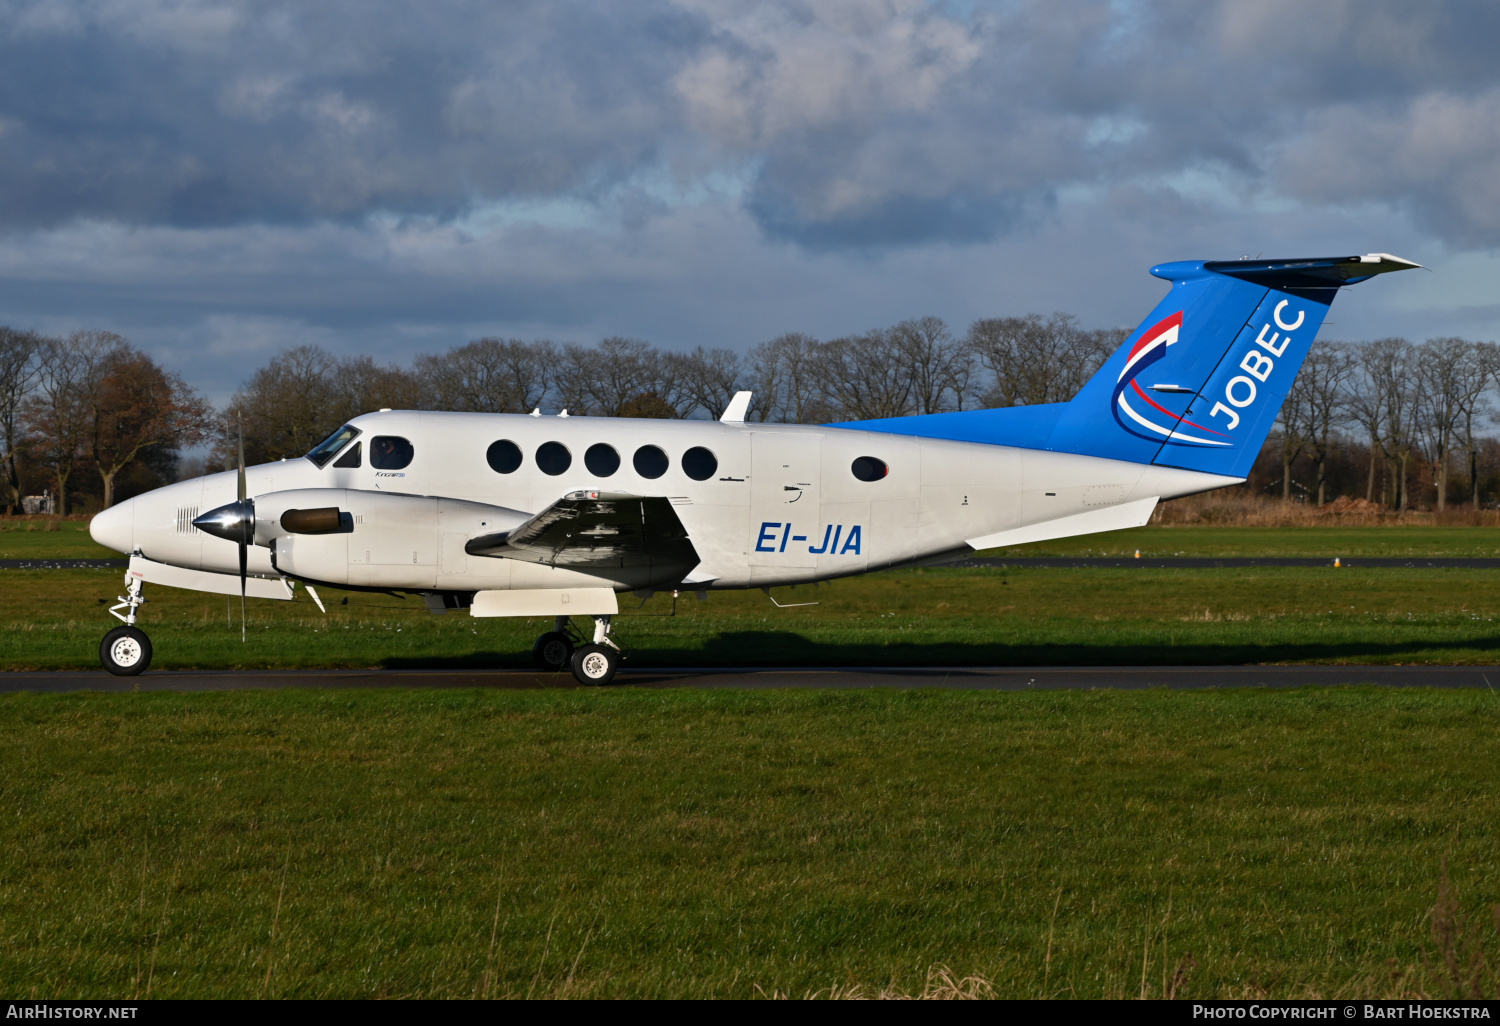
[101, 567, 152, 676]
[569, 615, 621, 686]
[533, 615, 622, 685]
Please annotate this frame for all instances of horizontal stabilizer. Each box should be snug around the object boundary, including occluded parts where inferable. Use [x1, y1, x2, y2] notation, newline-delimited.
[967, 496, 1159, 551]
[1202, 253, 1422, 289]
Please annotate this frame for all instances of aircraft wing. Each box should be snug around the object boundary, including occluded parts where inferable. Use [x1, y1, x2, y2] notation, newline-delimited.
[464, 490, 699, 574]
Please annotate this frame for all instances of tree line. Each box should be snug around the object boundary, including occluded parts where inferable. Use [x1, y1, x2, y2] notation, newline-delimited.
[226, 316, 1128, 466]
[0, 328, 209, 514]
[2, 317, 1497, 513]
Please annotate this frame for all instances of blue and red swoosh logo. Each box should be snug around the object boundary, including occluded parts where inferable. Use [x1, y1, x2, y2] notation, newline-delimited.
[1112, 311, 1230, 447]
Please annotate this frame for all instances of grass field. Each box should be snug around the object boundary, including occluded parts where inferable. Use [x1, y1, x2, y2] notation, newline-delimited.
[1, 687, 1495, 999]
[0, 520, 112, 560]
[4, 563, 1500, 670]
[6, 525, 1500, 999]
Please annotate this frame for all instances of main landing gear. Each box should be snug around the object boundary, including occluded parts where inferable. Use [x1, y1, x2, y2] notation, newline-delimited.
[101, 568, 152, 676]
[532, 615, 621, 686]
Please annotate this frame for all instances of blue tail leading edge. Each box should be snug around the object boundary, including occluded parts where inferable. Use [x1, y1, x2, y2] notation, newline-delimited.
[843, 253, 1421, 479]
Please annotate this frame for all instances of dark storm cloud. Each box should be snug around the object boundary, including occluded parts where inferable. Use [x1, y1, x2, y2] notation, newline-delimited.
[3, 0, 1500, 247]
[0, 0, 703, 228]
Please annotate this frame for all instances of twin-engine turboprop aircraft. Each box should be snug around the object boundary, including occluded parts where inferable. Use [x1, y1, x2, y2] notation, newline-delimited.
[89, 254, 1419, 683]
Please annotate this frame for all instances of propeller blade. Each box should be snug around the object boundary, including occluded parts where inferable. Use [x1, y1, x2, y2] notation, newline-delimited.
[237, 413, 247, 641]
[239, 531, 247, 643]
[237, 413, 247, 503]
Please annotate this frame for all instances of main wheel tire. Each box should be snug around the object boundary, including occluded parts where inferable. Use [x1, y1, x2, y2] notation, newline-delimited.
[532, 631, 574, 671]
[100, 625, 152, 676]
[569, 643, 619, 686]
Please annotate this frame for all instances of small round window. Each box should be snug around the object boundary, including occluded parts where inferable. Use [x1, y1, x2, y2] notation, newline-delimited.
[633, 445, 668, 479]
[851, 456, 888, 482]
[536, 441, 571, 476]
[487, 439, 522, 474]
[370, 436, 414, 470]
[585, 443, 620, 477]
[682, 446, 718, 481]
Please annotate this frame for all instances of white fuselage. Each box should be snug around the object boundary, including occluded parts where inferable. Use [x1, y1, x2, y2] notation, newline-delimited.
[90, 410, 1237, 593]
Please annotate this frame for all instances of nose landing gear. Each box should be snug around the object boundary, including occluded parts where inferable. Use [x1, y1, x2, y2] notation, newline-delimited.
[101, 564, 152, 676]
[101, 625, 152, 675]
[531, 614, 622, 685]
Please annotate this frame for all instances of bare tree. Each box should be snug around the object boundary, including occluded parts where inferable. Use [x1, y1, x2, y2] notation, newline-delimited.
[969, 313, 1110, 408]
[23, 331, 127, 513]
[1465, 342, 1500, 507]
[331, 355, 420, 419]
[891, 317, 970, 414]
[0, 328, 42, 513]
[413, 338, 553, 413]
[87, 348, 211, 508]
[558, 337, 686, 418]
[636, 347, 698, 419]
[748, 332, 823, 423]
[1078, 328, 1130, 383]
[1415, 337, 1488, 510]
[1291, 340, 1356, 506]
[817, 330, 914, 421]
[1345, 338, 1417, 508]
[229, 345, 342, 464]
[671, 347, 745, 420]
[1272, 399, 1309, 502]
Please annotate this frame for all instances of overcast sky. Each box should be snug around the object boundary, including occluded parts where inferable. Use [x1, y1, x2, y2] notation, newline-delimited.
[1, 0, 1498, 402]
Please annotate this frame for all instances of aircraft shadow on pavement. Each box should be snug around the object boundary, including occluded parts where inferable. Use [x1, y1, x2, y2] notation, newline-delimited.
[378, 629, 1500, 671]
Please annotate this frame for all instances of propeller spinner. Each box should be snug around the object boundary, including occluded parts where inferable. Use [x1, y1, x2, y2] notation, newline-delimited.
[191, 415, 253, 641]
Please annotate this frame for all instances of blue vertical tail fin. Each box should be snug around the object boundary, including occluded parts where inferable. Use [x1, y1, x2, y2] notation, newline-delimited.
[841, 253, 1420, 477]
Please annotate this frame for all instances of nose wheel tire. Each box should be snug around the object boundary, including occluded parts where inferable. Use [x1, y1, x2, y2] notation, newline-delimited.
[569, 644, 619, 686]
[532, 631, 574, 671]
[100, 626, 152, 676]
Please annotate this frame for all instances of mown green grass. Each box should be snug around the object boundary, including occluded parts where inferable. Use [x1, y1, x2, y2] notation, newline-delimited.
[5, 566, 1500, 670]
[0, 687, 1494, 998]
[0, 520, 113, 560]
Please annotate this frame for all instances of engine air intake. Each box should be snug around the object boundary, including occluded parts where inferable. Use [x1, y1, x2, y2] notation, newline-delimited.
[281, 507, 347, 535]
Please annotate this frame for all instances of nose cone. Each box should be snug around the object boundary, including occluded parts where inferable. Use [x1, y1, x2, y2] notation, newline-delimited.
[90, 498, 136, 554]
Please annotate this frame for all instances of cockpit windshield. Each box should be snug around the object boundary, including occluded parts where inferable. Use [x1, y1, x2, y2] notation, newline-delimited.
[305, 424, 361, 468]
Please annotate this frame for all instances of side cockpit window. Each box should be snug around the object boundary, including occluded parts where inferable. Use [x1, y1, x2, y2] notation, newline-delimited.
[333, 441, 362, 468]
[371, 436, 414, 470]
[306, 424, 361, 468]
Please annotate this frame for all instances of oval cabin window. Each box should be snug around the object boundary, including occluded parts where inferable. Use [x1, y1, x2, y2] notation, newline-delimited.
[585, 443, 620, 477]
[633, 445, 668, 479]
[486, 439, 522, 474]
[536, 441, 571, 476]
[851, 456, 887, 482]
[682, 446, 718, 481]
[370, 436, 414, 470]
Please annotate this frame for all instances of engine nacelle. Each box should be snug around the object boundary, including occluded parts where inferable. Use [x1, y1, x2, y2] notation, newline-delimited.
[255, 488, 530, 588]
